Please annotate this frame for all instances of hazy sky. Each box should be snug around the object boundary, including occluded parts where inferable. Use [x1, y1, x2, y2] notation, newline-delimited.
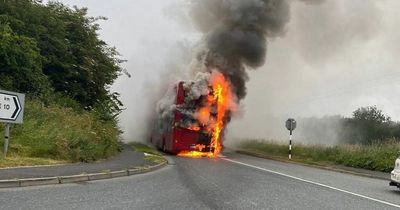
[56, 0, 400, 143]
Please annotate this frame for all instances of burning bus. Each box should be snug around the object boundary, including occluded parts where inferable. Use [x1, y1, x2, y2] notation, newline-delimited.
[148, 0, 290, 158]
[151, 70, 234, 158]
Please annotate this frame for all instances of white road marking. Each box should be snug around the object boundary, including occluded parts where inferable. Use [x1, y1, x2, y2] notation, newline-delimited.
[222, 158, 400, 209]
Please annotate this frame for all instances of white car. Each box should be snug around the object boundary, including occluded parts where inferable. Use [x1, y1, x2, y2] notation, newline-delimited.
[390, 157, 400, 188]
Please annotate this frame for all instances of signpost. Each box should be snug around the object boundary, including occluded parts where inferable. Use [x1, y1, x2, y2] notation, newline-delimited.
[0, 90, 25, 157]
[285, 118, 296, 160]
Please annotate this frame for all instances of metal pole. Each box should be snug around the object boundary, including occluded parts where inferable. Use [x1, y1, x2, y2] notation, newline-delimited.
[289, 130, 292, 160]
[4, 123, 10, 157]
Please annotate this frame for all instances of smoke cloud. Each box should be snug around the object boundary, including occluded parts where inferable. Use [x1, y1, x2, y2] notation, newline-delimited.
[134, 0, 390, 146]
[189, 0, 291, 100]
[61, 0, 400, 146]
[226, 0, 389, 146]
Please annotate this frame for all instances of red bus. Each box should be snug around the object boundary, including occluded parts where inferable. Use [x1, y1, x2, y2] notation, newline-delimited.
[150, 81, 215, 154]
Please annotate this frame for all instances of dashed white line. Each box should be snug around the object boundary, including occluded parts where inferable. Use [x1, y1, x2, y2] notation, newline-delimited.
[222, 158, 400, 209]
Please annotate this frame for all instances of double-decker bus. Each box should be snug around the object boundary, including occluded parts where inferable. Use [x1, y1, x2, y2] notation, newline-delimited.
[150, 81, 215, 154]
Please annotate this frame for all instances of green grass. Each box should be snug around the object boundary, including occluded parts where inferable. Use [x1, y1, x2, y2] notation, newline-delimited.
[0, 99, 120, 167]
[144, 155, 166, 164]
[239, 140, 400, 172]
[0, 155, 68, 168]
[129, 142, 162, 156]
[129, 142, 165, 164]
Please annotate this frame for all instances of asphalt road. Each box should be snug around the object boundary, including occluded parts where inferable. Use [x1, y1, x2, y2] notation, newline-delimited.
[0, 151, 399, 210]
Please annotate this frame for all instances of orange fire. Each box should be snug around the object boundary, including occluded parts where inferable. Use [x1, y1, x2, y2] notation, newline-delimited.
[210, 70, 232, 156]
[178, 69, 233, 158]
[177, 150, 215, 158]
[197, 107, 211, 125]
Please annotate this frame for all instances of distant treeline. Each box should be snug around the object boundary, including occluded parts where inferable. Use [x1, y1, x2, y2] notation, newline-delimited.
[0, 0, 125, 120]
[299, 106, 400, 145]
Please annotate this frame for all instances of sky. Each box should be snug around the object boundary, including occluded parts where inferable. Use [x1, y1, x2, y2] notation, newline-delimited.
[55, 0, 400, 144]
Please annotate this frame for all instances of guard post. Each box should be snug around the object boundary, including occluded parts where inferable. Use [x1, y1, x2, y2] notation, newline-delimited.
[0, 90, 25, 157]
[285, 118, 296, 160]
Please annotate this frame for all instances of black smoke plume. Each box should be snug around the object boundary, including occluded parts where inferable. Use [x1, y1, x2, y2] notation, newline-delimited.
[190, 0, 291, 100]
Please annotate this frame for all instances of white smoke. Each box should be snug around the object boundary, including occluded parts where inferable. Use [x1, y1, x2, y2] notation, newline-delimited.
[183, 72, 211, 102]
[156, 84, 177, 120]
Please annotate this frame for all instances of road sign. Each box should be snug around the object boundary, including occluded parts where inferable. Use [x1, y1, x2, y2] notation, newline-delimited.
[285, 118, 296, 160]
[286, 118, 296, 132]
[0, 90, 25, 124]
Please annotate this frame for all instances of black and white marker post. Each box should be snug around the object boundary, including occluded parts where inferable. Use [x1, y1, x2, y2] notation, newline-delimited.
[285, 118, 296, 160]
[4, 123, 10, 156]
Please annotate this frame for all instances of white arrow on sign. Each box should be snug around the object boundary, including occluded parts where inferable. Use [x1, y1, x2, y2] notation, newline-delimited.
[0, 93, 22, 121]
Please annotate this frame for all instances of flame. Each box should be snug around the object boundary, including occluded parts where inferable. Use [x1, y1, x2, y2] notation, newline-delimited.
[178, 69, 232, 158]
[210, 70, 231, 157]
[195, 144, 206, 151]
[197, 107, 210, 125]
[178, 151, 215, 158]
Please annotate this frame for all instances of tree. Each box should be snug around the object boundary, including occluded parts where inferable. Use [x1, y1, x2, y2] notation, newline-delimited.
[0, 0, 125, 118]
[0, 23, 51, 96]
[353, 106, 391, 123]
[350, 106, 393, 144]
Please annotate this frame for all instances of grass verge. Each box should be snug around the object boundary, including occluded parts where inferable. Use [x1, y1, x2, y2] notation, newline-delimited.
[129, 142, 166, 164]
[144, 155, 166, 164]
[238, 140, 400, 172]
[0, 99, 120, 168]
[0, 155, 68, 168]
[129, 142, 162, 156]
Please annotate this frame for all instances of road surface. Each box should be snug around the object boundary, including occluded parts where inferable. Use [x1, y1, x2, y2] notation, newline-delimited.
[0, 151, 399, 209]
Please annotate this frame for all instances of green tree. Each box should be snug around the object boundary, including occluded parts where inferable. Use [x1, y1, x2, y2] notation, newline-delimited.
[350, 106, 393, 144]
[0, 0, 125, 117]
[0, 23, 51, 96]
[353, 106, 391, 123]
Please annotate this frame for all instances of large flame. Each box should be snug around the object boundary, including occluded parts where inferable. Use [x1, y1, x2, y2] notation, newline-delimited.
[178, 70, 233, 158]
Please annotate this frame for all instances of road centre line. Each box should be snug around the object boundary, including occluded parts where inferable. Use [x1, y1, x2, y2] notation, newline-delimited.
[222, 158, 400, 209]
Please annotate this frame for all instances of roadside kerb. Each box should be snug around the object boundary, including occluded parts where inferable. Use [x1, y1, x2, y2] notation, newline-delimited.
[20, 177, 60, 187]
[0, 179, 20, 188]
[59, 174, 89, 184]
[0, 160, 167, 188]
[110, 170, 128, 178]
[148, 161, 167, 171]
[236, 150, 390, 181]
[128, 167, 147, 175]
[88, 172, 111, 181]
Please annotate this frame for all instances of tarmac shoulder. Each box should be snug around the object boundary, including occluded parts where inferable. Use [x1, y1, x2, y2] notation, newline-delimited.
[0, 144, 167, 188]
